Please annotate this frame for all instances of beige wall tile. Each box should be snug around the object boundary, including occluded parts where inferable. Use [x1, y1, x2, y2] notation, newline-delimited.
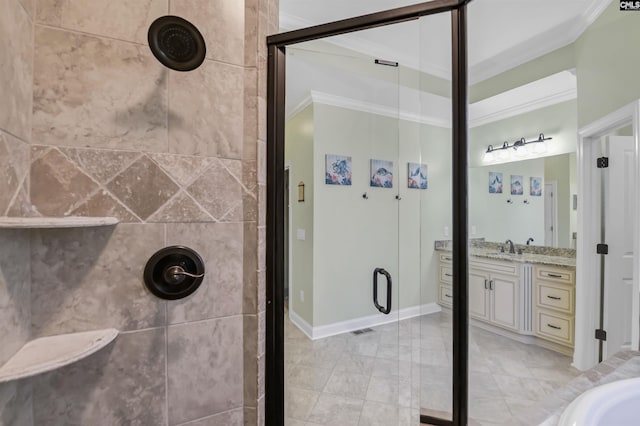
[169, 60, 243, 158]
[0, 381, 32, 426]
[33, 26, 168, 151]
[59, 147, 141, 185]
[106, 155, 179, 220]
[0, 230, 30, 365]
[31, 224, 166, 336]
[168, 317, 244, 425]
[61, 0, 167, 44]
[30, 148, 99, 216]
[70, 189, 140, 222]
[148, 153, 216, 187]
[243, 222, 258, 314]
[147, 191, 213, 223]
[0, 0, 33, 142]
[171, 0, 244, 66]
[36, 0, 62, 25]
[33, 328, 166, 425]
[0, 134, 23, 215]
[166, 223, 243, 324]
[186, 159, 243, 221]
[175, 408, 244, 426]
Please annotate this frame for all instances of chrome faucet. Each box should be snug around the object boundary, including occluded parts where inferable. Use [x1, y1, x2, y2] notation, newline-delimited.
[505, 239, 515, 254]
[526, 238, 534, 246]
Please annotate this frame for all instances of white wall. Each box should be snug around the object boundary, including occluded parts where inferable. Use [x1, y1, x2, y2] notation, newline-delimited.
[469, 159, 546, 246]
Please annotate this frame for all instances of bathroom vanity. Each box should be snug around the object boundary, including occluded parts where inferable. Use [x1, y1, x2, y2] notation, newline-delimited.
[436, 243, 576, 355]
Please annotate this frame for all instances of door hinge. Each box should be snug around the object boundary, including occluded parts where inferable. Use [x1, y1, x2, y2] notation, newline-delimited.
[596, 243, 609, 254]
[597, 157, 609, 168]
[595, 329, 607, 341]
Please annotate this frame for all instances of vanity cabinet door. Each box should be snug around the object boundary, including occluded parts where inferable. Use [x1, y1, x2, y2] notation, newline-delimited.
[469, 268, 490, 321]
[489, 273, 519, 331]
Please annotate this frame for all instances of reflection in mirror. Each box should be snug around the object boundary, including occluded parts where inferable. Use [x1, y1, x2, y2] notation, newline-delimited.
[470, 153, 577, 248]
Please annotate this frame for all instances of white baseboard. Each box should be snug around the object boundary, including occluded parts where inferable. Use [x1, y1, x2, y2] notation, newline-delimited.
[288, 310, 314, 340]
[289, 303, 441, 341]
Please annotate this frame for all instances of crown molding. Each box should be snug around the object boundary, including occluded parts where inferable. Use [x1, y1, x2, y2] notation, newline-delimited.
[470, 87, 577, 128]
[286, 94, 314, 121]
[280, 0, 612, 84]
[287, 82, 574, 129]
[309, 91, 451, 128]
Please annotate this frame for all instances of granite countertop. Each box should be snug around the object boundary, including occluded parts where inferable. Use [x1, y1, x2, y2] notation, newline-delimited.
[435, 240, 576, 268]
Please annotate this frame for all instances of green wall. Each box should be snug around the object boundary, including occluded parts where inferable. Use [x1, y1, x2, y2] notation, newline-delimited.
[575, 2, 640, 127]
[285, 105, 315, 324]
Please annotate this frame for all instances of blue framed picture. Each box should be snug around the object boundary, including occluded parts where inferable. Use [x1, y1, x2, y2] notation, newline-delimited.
[408, 162, 428, 189]
[325, 154, 352, 185]
[489, 172, 503, 194]
[370, 159, 393, 188]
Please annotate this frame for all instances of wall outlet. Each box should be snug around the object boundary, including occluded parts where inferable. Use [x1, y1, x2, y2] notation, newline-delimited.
[471, 225, 477, 236]
[296, 229, 306, 240]
[299, 290, 304, 302]
[444, 226, 449, 237]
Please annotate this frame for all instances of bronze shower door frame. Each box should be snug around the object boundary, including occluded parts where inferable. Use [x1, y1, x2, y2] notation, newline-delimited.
[265, 1, 473, 425]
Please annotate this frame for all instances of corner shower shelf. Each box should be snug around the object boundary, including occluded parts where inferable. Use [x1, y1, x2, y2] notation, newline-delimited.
[0, 328, 119, 383]
[0, 216, 119, 229]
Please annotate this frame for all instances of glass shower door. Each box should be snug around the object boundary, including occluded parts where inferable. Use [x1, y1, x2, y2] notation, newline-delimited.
[283, 40, 410, 424]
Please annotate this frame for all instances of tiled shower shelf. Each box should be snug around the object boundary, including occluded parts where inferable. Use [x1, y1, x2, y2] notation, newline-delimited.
[0, 328, 119, 383]
[0, 216, 119, 228]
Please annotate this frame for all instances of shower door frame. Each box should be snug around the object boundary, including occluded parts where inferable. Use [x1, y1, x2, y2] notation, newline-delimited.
[265, 1, 473, 425]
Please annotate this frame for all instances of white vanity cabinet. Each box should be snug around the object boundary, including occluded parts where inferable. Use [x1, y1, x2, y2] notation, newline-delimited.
[533, 265, 576, 348]
[469, 258, 520, 331]
[439, 254, 520, 332]
[437, 250, 576, 354]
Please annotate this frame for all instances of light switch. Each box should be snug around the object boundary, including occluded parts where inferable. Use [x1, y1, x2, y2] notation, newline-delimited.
[297, 229, 306, 240]
[444, 226, 449, 237]
[471, 225, 477, 236]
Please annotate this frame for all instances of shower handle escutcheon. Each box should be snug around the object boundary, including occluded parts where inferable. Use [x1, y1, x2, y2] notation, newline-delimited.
[164, 266, 205, 284]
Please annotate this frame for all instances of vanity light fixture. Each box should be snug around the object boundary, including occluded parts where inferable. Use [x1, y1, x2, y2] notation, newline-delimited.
[483, 133, 552, 163]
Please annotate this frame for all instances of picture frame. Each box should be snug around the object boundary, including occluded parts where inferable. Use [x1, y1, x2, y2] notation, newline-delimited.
[407, 162, 428, 189]
[489, 172, 503, 194]
[511, 175, 524, 195]
[370, 159, 394, 188]
[530, 177, 542, 196]
[325, 154, 352, 185]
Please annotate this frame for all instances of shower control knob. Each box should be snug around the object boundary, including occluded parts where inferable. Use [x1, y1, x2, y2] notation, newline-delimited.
[144, 246, 206, 300]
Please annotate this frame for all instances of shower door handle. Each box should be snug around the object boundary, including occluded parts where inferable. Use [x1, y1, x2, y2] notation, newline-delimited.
[373, 268, 392, 315]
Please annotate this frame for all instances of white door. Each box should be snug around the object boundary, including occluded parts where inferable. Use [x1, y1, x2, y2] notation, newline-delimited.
[544, 181, 558, 247]
[604, 136, 635, 359]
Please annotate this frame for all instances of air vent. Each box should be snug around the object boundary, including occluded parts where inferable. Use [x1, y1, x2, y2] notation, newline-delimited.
[351, 328, 374, 335]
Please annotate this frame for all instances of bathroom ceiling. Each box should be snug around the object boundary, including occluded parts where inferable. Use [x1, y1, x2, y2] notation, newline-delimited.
[281, 0, 604, 123]
[280, 0, 611, 82]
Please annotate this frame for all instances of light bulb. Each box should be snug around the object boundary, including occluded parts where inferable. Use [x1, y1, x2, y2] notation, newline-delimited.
[498, 148, 510, 161]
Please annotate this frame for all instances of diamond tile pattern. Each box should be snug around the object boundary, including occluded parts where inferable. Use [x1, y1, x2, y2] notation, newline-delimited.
[28, 145, 255, 223]
[106, 155, 179, 220]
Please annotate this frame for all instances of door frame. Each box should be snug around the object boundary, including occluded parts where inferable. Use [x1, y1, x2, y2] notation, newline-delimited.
[544, 181, 558, 247]
[266, 1, 473, 425]
[575, 99, 640, 371]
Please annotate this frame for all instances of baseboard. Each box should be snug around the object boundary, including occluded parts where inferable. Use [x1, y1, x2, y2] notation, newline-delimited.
[289, 303, 442, 341]
[288, 310, 314, 340]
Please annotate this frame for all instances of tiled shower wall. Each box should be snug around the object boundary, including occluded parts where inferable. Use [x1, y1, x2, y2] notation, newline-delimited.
[0, 0, 34, 423]
[0, 0, 276, 424]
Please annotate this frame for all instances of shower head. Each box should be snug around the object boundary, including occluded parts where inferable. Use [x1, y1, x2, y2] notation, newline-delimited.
[148, 15, 206, 72]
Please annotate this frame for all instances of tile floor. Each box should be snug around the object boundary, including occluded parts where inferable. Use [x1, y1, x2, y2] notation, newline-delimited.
[285, 311, 580, 426]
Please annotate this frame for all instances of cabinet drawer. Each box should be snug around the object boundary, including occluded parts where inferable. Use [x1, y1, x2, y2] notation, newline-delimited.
[537, 282, 573, 314]
[439, 253, 453, 263]
[536, 311, 573, 346]
[440, 265, 453, 283]
[536, 267, 574, 284]
[439, 285, 453, 306]
[470, 257, 518, 276]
